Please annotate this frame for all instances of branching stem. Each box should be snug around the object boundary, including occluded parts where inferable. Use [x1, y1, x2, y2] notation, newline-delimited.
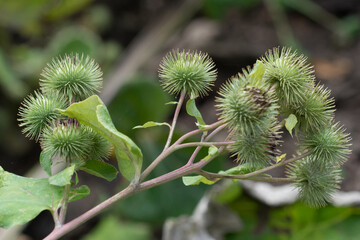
[140, 120, 225, 181]
[44, 147, 308, 240]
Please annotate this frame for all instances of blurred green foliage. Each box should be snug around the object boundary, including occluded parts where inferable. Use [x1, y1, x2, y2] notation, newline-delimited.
[81, 215, 151, 240]
[216, 182, 360, 239]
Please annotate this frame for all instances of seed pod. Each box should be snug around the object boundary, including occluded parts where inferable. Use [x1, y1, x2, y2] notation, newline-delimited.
[40, 54, 103, 101]
[301, 122, 351, 166]
[41, 124, 92, 161]
[287, 156, 342, 208]
[262, 47, 315, 109]
[291, 84, 335, 132]
[230, 126, 282, 169]
[82, 126, 112, 161]
[216, 68, 279, 135]
[18, 91, 67, 141]
[159, 49, 217, 97]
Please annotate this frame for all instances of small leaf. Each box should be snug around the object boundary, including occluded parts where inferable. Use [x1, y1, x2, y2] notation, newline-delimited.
[208, 146, 218, 156]
[200, 146, 218, 161]
[49, 165, 75, 186]
[220, 163, 255, 175]
[58, 95, 143, 182]
[182, 175, 216, 186]
[165, 101, 178, 105]
[0, 166, 64, 228]
[186, 98, 206, 128]
[285, 114, 298, 137]
[133, 121, 170, 129]
[250, 60, 265, 82]
[81, 160, 118, 181]
[40, 151, 52, 176]
[69, 185, 90, 202]
[276, 153, 287, 163]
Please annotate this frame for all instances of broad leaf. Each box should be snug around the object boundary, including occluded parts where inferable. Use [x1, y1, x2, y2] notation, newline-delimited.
[182, 175, 216, 186]
[40, 151, 52, 176]
[0, 166, 64, 228]
[186, 98, 206, 128]
[69, 185, 90, 202]
[133, 121, 170, 129]
[81, 160, 118, 181]
[285, 114, 298, 137]
[49, 165, 75, 186]
[58, 95, 143, 182]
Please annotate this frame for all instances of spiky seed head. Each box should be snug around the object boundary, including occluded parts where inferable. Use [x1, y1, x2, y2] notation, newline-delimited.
[230, 128, 282, 169]
[41, 124, 92, 161]
[287, 157, 342, 208]
[82, 126, 112, 161]
[216, 69, 279, 135]
[291, 84, 335, 132]
[301, 122, 351, 166]
[40, 54, 103, 101]
[262, 47, 315, 108]
[18, 91, 68, 141]
[158, 49, 217, 97]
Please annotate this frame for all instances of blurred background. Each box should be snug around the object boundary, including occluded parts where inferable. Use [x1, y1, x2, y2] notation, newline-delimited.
[0, 0, 360, 239]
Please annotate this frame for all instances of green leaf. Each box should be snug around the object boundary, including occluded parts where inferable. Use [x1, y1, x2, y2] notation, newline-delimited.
[49, 165, 75, 186]
[276, 153, 286, 163]
[186, 98, 206, 128]
[208, 145, 218, 156]
[58, 95, 143, 182]
[182, 175, 216, 186]
[40, 151, 52, 176]
[69, 185, 90, 202]
[133, 121, 170, 129]
[250, 60, 265, 82]
[0, 166, 64, 228]
[81, 160, 118, 181]
[219, 163, 255, 175]
[285, 114, 298, 137]
[200, 146, 218, 161]
[165, 101, 178, 105]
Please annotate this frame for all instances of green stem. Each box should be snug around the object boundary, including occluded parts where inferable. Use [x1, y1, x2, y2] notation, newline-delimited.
[197, 152, 310, 182]
[58, 184, 71, 226]
[58, 160, 72, 226]
[197, 170, 298, 183]
[140, 120, 225, 181]
[174, 141, 234, 150]
[52, 210, 61, 229]
[164, 91, 186, 150]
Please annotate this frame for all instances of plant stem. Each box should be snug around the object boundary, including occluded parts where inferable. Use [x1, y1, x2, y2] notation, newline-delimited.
[197, 152, 310, 181]
[58, 184, 70, 226]
[197, 170, 298, 183]
[239, 152, 310, 178]
[140, 120, 225, 181]
[45, 126, 303, 240]
[52, 210, 61, 229]
[164, 91, 186, 150]
[58, 161, 72, 226]
[174, 141, 234, 150]
[44, 143, 228, 240]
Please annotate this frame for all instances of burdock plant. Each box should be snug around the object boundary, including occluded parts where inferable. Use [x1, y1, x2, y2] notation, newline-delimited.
[0, 48, 351, 239]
